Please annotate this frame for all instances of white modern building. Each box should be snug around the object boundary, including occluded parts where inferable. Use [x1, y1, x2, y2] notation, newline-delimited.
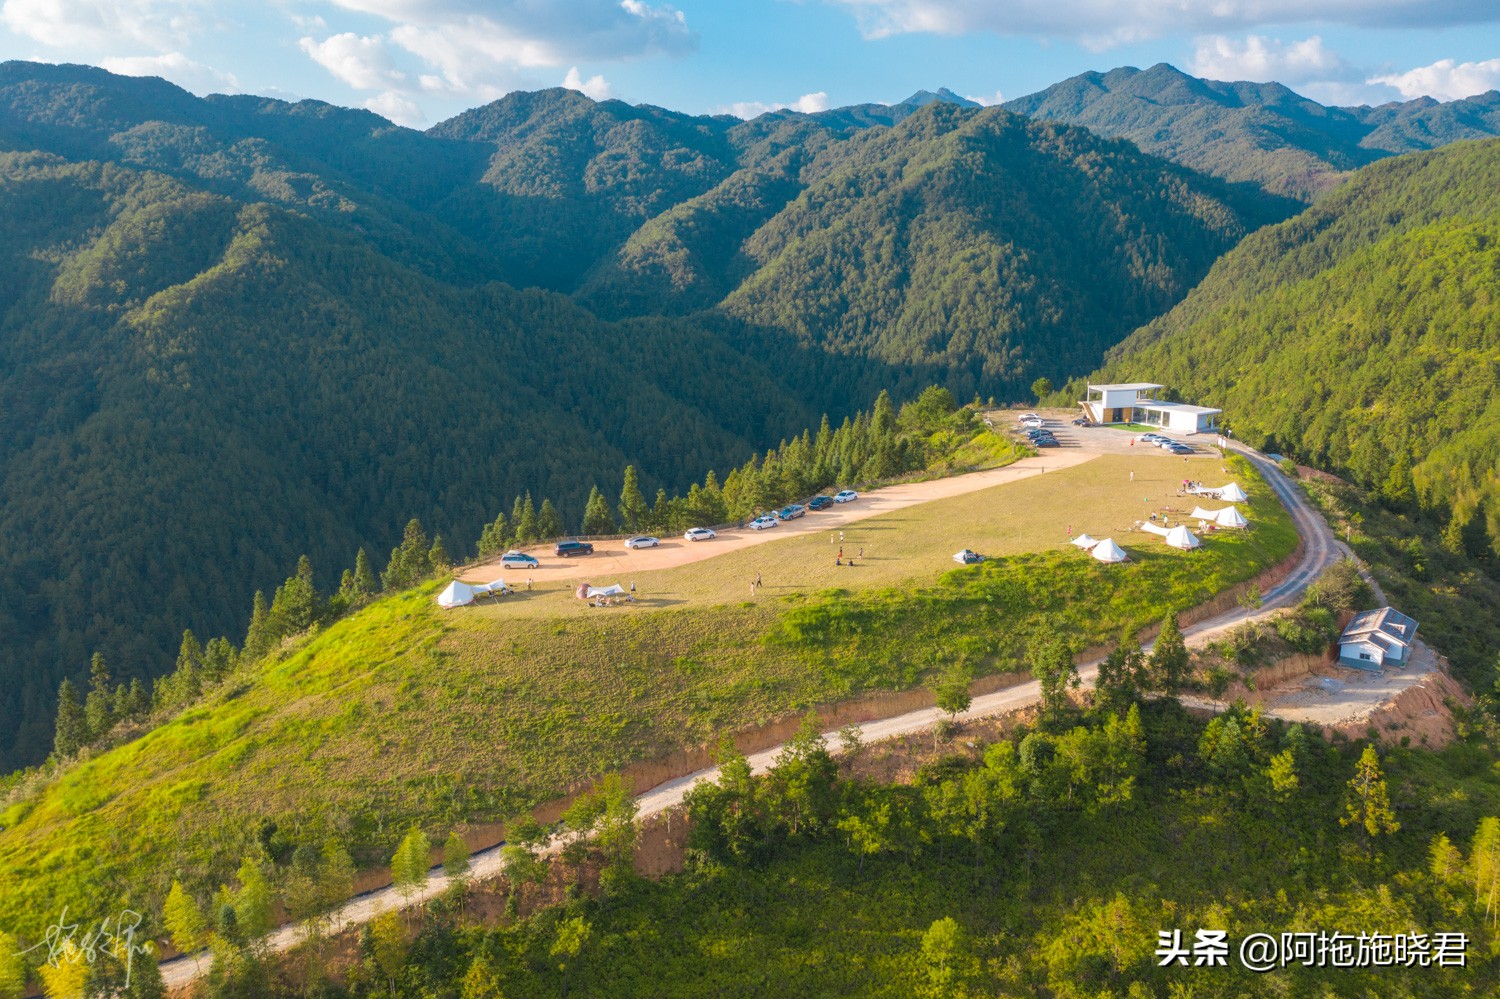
[1337, 606, 1418, 672]
[1080, 383, 1221, 435]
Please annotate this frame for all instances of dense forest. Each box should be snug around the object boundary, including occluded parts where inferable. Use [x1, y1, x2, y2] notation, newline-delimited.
[1085, 137, 1500, 559]
[0, 61, 1273, 769]
[1005, 63, 1500, 202]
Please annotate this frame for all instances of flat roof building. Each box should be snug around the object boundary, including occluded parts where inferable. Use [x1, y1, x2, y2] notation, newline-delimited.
[1081, 383, 1222, 435]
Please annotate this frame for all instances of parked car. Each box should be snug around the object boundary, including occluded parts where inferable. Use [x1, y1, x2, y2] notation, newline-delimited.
[1168, 444, 1194, 455]
[1016, 412, 1039, 422]
[1071, 418, 1093, 426]
[807, 495, 834, 511]
[1025, 430, 1053, 440]
[684, 527, 716, 541]
[500, 551, 539, 569]
[1034, 438, 1060, 447]
[1156, 438, 1179, 449]
[749, 516, 778, 531]
[777, 504, 806, 521]
[1021, 418, 1044, 429]
[554, 540, 594, 558]
[623, 536, 659, 549]
[834, 490, 859, 503]
[953, 549, 984, 564]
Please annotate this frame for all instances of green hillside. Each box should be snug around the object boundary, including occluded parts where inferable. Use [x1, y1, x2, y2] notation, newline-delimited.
[0, 453, 1295, 942]
[1004, 63, 1500, 202]
[0, 61, 1288, 770]
[1089, 138, 1500, 555]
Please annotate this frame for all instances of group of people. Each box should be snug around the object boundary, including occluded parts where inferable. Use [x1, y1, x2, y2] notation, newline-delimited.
[835, 545, 863, 567]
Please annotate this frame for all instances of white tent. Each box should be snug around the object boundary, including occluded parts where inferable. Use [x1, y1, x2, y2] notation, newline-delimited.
[1216, 506, 1248, 529]
[437, 581, 476, 608]
[1190, 506, 1222, 521]
[1165, 525, 1201, 550]
[474, 580, 508, 596]
[586, 584, 627, 598]
[1092, 538, 1127, 563]
[1139, 521, 1172, 537]
[1070, 533, 1100, 550]
[1219, 483, 1248, 503]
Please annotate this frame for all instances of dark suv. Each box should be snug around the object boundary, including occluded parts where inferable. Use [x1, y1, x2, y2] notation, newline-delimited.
[554, 540, 594, 557]
[807, 496, 834, 510]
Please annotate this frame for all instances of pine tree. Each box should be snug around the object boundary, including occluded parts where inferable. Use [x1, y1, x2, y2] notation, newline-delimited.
[202, 637, 237, 685]
[53, 677, 87, 758]
[128, 677, 149, 717]
[233, 855, 274, 941]
[537, 499, 565, 539]
[443, 829, 471, 882]
[383, 520, 431, 591]
[1149, 614, 1190, 695]
[163, 880, 208, 957]
[84, 651, 114, 738]
[516, 494, 538, 544]
[618, 466, 647, 532]
[391, 827, 432, 901]
[243, 590, 272, 661]
[459, 955, 505, 999]
[429, 535, 451, 574]
[353, 548, 378, 598]
[581, 486, 616, 535]
[477, 513, 509, 556]
[1342, 744, 1399, 845]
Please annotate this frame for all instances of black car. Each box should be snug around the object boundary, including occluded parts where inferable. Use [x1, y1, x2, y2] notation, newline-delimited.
[1071, 418, 1093, 426]
[554, 540, 594, 557]
[808, 496, 834, 510]
[1034, 438, 1060, 447]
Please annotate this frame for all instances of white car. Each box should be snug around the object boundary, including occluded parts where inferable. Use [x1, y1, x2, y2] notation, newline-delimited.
[749, 516, 778, 531]
[1021, 418, 1044, 429]
[624, 536, 659, 549]
[500, 551, 539, 569]
[684, 527, 716, 541]
[833, 490, 858, 503]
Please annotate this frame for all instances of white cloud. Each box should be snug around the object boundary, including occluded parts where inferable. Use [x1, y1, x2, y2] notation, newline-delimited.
[299, 32, 406, 91]
[99, 51, 239, 94]
[1190, 34, 1349, 83]
[327, 0, 694, 98]
[718, 91, 830, 119]
[0, 0, 202, 51]
[563, 66, 615, 101]
[965, 89, 1004, 106]
[364, 89, 424, 126]
[1369, 57, 1500, 101]
[824, 0, 1500, 47]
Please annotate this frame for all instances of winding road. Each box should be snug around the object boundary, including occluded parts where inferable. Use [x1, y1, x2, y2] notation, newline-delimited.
[158, 442, 1345, 991]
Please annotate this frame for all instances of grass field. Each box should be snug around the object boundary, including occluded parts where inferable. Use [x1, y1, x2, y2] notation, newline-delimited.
[461, 453, 1235, 618]
[0, 454, 1294, 941]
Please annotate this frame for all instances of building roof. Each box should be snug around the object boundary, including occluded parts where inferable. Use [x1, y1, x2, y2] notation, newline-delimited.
[1137, 401, 1223, 416]
[1088, 382, 1163, 392]
[1339, 606, 1418, 650]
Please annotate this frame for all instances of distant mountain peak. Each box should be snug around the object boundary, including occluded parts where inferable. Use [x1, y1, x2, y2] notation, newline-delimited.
[894, 88, 979, 109]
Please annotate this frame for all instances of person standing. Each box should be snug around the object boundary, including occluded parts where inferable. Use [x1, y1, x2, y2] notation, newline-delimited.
[755, 572, 762, 588]
[630, 581, 636, 594]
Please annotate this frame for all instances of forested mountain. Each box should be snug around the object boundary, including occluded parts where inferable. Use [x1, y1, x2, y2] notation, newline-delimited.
[0, 59, 1305, 770]
[1089, 137, 1500, 556]
[1004, 63, 1500, 201]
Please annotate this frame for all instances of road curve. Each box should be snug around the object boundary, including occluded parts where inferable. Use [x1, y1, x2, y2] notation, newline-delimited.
[159, 445, 1343, 990]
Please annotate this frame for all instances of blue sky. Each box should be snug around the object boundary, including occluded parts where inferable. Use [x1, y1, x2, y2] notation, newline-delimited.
[2, 0, 1498, 127]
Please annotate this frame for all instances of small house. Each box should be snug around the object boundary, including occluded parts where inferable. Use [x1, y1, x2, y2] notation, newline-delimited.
[1080, 382, 1221, 435]
[1337, 606, 1418, 671]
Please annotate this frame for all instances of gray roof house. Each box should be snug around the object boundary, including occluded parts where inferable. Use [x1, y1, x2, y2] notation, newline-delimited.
[1337, 606, 1418, 672]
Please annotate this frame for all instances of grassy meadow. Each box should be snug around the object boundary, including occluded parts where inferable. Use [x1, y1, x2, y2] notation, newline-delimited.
[0, 453, 1294, 941]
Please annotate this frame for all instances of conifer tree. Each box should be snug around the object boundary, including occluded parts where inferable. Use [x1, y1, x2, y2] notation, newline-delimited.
[537, 499, 564, 539]
[1342, 744, 1399, 846]
[618, 466, 647, 532]
[459, 955, 505, 999]
[353, 548, 378, 597]
[581, 486, 615, 535]
[477, 514, 509, 556]
[391, 827, 432, 902]
[243, 590, 272, 661]
[516, 494, 538, 544]
[233, 855, 274, 942]
[443, 830, 472, 882]
[128, 677, 149, 717]
[85, 651, 114, 738]
[429, 535, 451, 574]
[164, 880, 208, 958]
[337, 569, 357, 603]
[53, 677, 87, 757]
[1149, 614, 1190, 695]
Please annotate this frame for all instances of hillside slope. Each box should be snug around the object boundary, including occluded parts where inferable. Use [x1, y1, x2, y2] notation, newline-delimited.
[1091, 138, 1500, 554]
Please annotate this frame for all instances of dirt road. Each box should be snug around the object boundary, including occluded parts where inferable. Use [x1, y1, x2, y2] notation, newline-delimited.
[157, 444, 1343, 991]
